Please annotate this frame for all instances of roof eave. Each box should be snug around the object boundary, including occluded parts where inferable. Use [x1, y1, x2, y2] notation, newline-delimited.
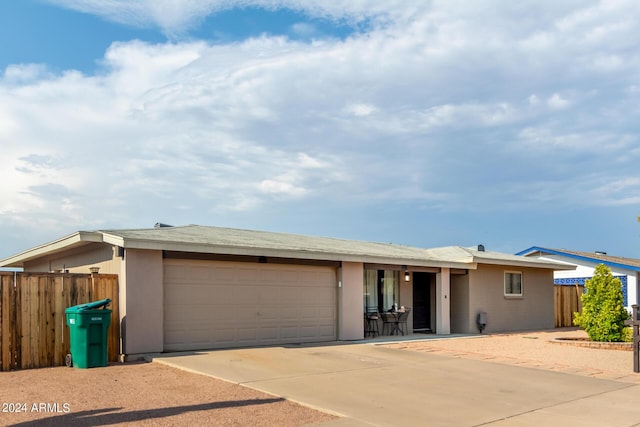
[120, 239, 473, 269]
[472, 256, 576, 270]
[518, 246, 640, 272]
[0, 231, 104, 268]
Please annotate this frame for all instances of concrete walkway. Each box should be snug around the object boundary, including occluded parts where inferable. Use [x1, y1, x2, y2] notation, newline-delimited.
[149, 341, 640, 426]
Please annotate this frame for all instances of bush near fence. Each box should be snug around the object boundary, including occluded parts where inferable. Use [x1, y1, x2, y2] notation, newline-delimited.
[0, 272, 119, 371]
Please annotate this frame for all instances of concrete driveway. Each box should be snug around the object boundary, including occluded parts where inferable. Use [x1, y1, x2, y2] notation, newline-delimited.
[149, 341, 640, 426]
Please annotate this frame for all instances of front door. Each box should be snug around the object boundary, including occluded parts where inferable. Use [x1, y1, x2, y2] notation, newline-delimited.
[413, 272, 432, 331]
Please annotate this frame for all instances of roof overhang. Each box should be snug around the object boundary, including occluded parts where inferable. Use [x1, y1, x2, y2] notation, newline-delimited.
[471, 255, 576, 270]
[0, 231, 104, 268]
[105, 234, 473, 270]
[517, 246, 640, 272]
[0, 228, 574, 272]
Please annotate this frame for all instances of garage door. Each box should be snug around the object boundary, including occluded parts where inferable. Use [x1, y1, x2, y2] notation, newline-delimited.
[163, 259, 338, 351]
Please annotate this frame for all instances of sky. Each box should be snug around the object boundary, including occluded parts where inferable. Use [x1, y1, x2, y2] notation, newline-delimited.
[1, 0, 640, 260]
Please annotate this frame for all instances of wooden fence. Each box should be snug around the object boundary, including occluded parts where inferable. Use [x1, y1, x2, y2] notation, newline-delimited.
[554, 284, 584, 328]
[0, 272, 119, 371]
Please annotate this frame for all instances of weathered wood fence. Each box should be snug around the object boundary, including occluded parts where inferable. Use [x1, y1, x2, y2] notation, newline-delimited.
[0, 272, 119, 371]
[554, 284, 584, 328]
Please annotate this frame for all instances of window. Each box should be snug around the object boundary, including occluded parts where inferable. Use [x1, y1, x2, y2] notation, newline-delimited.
[504, 271, 523, 296]
[363, 269, 400, 312]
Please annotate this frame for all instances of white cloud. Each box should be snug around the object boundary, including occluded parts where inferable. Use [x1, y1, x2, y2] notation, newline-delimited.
[547, 93, 570, 110]
[3, 64, 51, 83]
[290, 22, 318, 38]
[3, 0, 640, 255]
[259, 179, 306, 196]
[344, 103, 377, 117]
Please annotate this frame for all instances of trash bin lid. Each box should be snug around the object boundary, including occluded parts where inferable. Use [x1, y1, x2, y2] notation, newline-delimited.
[66, 298, 111, 312]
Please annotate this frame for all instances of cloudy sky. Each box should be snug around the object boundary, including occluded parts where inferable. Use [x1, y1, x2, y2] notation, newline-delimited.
[1, 0, 640, 259]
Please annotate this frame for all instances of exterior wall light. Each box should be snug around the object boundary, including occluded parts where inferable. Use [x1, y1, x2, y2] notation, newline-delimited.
[89, 266, 100, 274]
[403, 267, 410, 282]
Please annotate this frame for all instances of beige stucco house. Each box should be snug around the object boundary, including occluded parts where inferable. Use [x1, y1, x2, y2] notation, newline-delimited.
[0, 225, 572, 358]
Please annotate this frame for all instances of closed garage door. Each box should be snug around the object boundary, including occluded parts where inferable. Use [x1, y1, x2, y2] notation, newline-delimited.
[163, 259, 337, 351]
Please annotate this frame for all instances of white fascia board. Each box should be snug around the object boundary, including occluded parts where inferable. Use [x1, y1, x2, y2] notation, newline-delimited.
[473, 257, 576, 270]
[99, 232, 126, 247]
[121, 239, 473, 269]
[0, 231, 104, 267]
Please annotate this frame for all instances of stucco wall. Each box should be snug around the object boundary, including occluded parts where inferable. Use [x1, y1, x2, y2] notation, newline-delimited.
[435, 268, 451, 334]
[450, 272, 470, 334]
[340, 262, 364, 340]
[23, 243, 122, 275]
[121, 249, 164, 355]
[463, 265, 554, 333]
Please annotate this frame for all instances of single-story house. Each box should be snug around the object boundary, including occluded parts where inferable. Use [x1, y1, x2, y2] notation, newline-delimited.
[516, 246, 640, 311]
[0, 225, 572, 357]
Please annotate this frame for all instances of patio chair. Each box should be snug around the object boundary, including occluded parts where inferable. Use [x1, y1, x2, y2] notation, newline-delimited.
[381, 312, 398, 335]
[364, 311, 380, 337]
[397, 308, 411, 335]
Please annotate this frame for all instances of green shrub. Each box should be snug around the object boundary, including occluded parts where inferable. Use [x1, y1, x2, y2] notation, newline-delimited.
[622, 327, 634, 343]
[573, 264, 630, 342]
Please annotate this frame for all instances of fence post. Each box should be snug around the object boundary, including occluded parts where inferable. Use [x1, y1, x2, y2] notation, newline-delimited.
[625, 305, 640, 373]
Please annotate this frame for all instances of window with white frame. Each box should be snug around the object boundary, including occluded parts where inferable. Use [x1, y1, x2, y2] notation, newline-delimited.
[504, 271, 523, 296]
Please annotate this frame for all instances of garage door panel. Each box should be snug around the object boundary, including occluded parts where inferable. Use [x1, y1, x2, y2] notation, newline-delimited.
[237, 328, 259, 341]
[213, 266, 235, 281]
[164, 330, 184, 347]
[189, 266, 211, 281]
[300, 326, 321, 338]
[213, 327, 235, 341]
[278, 307, 299, 320]
[317, 324, 336, 336]
[190, 328, 210, 344]
[310, 270, 337, 283]
[182, 306, 212, 322]
[257, 308, 280, 320]
[213, 286, 234, 304]
[211, 306, 236, 320]
[164, 260, 337, 351]
[236, 268, 262, 283]
[165, 265, 186, 280]
[279, 327, 299, 339]
[259, 327, 279, 340]
[256, 287, 282, 304]
[232, 286, 260, 302]
[317, 287, 337, 299]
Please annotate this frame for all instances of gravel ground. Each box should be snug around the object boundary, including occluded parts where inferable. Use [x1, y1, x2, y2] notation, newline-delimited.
[385, 328, 640, 383]
[0, 361, 336, 427]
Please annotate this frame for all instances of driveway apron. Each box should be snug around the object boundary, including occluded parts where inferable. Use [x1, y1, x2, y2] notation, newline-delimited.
[149, 342, 640, 427]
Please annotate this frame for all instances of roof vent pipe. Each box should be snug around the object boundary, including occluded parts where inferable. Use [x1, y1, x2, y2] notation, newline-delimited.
[477, 244, 485, 252]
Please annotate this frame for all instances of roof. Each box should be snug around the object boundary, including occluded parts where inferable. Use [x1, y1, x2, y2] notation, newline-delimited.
[0, 225, 572, 271]
[516, 246, 640, 272]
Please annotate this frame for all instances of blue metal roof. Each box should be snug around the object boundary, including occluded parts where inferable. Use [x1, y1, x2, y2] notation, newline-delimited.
[516, 246, 640, 272]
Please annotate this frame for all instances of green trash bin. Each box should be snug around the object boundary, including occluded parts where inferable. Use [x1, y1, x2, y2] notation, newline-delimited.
[65, 299, 112, 369]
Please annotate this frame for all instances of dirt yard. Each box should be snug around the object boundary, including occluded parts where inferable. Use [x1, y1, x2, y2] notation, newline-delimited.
[0, 361, 336, 426]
